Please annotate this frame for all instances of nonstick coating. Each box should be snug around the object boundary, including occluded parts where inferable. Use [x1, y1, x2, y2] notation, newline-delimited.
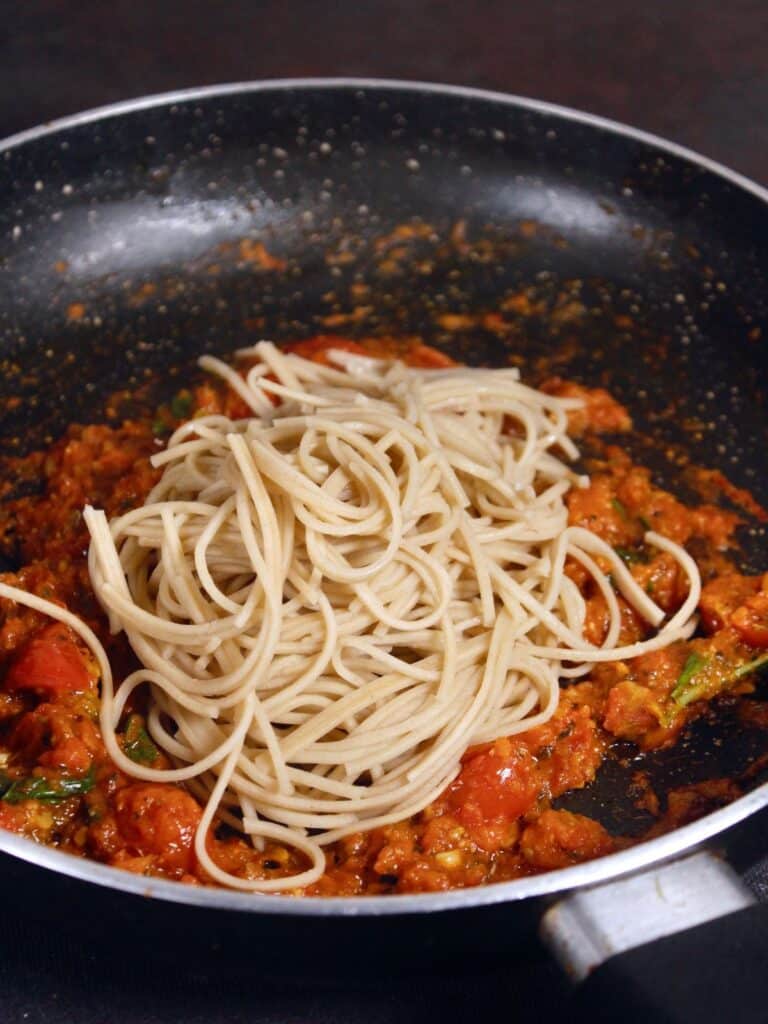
[0, 80, 767, 922]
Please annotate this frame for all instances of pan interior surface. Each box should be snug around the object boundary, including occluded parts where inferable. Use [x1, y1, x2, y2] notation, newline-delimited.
[0, 79, 767, 914]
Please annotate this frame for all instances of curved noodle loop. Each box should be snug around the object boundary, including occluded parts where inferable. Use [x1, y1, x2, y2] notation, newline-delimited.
[83, 342, 700, 891]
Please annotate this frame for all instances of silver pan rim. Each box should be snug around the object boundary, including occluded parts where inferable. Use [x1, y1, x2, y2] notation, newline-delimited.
[1, 76, 767, 916]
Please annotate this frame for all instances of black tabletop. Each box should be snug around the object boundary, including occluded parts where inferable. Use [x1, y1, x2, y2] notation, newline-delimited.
[1, 2, 767, 1021]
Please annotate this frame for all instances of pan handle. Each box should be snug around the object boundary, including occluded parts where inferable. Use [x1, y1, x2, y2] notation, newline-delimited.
[541, 850, 768, 1023]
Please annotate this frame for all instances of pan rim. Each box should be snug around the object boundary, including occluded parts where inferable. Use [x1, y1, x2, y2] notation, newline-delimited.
[1, 75, 766, 200]
[1, 76, 767, 916]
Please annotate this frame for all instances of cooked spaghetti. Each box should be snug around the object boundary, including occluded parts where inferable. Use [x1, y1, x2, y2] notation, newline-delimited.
[50, 341, 702, 892]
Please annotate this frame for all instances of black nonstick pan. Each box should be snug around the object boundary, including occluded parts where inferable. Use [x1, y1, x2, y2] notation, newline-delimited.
[1, 80, 767, 1021]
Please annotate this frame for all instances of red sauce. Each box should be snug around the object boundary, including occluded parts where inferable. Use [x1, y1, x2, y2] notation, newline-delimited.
[0, 335, 764, 896]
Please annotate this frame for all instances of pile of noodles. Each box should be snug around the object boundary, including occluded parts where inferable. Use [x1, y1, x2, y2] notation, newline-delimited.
[2, 342, 701, 891]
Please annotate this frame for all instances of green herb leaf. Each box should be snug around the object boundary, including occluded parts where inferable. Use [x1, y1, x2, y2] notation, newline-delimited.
[123, 714, 159, 765]
[672, 650, 768, 708]
[731, 651, 768, 682]
[614, 546, 649, 565]
[638, 515, 652, 532]
[671, 652, 710, 706]
[611, 497, 628, 520]
[170, 392, 192, 419]
[151, 418, 170, 437]
[0, 767, 95, 805]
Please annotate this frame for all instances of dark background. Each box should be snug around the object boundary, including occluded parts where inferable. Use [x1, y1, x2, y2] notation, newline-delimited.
[1, 1, 767, 1022]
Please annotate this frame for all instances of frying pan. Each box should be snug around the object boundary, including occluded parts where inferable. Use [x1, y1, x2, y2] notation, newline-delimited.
[1, 79, 768, 1018]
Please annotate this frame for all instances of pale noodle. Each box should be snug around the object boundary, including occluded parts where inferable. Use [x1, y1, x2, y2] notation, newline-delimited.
[3, 342, 702, 892]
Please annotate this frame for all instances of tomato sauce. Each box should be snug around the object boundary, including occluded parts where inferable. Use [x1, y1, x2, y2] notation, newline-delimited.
[0, 336, 765, 896]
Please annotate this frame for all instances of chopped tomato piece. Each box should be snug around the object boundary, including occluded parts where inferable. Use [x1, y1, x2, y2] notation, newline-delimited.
[444, 738, 538, 828]
[402, 344, 457, 369]
[520, 809, 614, 870]
[10, 695, 102, 770]
[603, 680, 662, 742]
[0, 803, 28, 834]
[4, 623, 96, 698]
[283, 336, 369, 365]
[371, 822, 418, 877]
[541, 706, 605, 798]
[699, 574, 761, 633]
[566, 476, 639, 546]
[632, 645, 689, 698]
[616, 467, 691, 545]
[631, 554, 688, 614]
[732, 592, 768, 648]
[112, 782, 202, 874]
[284, 336, 456, 369]
[192, 381, 225, 416]
[540, 378, 632, 436]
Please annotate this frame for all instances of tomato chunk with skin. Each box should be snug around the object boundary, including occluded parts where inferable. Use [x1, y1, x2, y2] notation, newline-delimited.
[401, 344, 457, 369]
[4, 623, 96, 698]
[732, 592, 768, 648]
[284, 336, 457, 370]
[283, 336, 369, 365]
[113, 782, 202, 875]
[444, 738, 538, 832]
[11, 698, 102, 773]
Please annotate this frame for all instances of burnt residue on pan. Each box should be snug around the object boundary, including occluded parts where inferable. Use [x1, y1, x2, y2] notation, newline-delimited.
[556, 677, 768, 839]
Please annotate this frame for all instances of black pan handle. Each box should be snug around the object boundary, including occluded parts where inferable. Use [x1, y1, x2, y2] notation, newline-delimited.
[541, 850, 765, 1024]
[572, 902, 768, 1024]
